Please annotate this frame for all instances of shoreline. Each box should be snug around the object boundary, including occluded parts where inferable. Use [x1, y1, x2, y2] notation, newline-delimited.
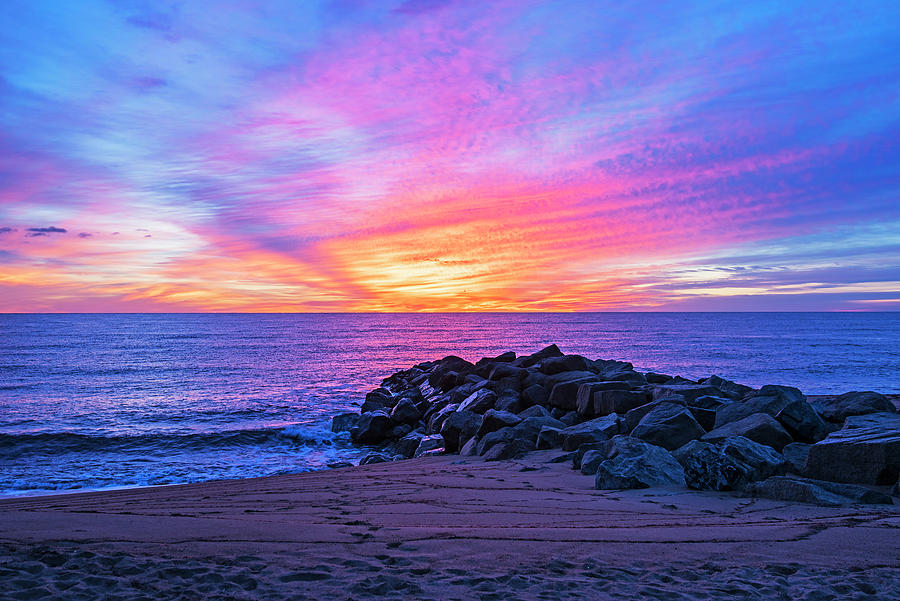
[2, 452, 899, 599]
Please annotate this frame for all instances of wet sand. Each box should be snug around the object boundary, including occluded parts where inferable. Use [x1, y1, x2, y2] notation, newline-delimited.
[1, 451, 898, 600]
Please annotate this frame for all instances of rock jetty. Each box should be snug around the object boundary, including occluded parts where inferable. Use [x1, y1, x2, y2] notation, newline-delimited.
[332, 345, 899, 506]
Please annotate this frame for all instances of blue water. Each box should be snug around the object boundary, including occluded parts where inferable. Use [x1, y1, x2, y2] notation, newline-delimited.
[1, 313, 897, 497]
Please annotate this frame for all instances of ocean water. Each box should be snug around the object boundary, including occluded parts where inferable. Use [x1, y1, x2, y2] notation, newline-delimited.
[1, 312, 898, 497]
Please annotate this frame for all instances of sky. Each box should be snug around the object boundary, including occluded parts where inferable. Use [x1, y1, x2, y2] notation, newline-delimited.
[1, 0, 899, 312]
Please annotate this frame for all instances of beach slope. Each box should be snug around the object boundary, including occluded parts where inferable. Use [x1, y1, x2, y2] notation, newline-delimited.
[1, 452, 898, 599]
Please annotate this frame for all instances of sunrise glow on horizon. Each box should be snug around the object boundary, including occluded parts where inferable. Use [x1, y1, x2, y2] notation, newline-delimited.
[1, 1, 899, 312]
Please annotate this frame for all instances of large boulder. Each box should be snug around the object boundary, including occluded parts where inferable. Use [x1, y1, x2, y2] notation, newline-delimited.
[539, 354, 590, 374]
[516, 344, 564, 368]
[575, 382, 630, 416]
[631, 402, 705, 451]
[805, 412, 900, 485]
[547, 376, 599, 411]
[774, 400, 829, 443]
[810, 391, 897, 423]
[477, 409, 522, 437]
[714, 385, 807, 428]
[512, 415, 567, 447]
[428, 356, 476, 390]
[426, 402, 459, 433]
[477, 427, 515, 456]
[594, 436, 686, 489]
[331, 412, 359, 433]
[350, 411, 393, 444]
[395, 432, 424, 458]
[593, 389, 651, 417]
[701, 375, 754, 400]
[440, 410, 482, 453]
[673, 436, 786, 491]
[521, 384, 549, 408]
[493, 390, 522, 414]
[702, 413, 793, 451]
[361, 387, 393, 413]
[536, 426, 564, 449]
[390, 398, 423, 425]
[746, 476, 894, 507]
[457, 389, 497, 414]
[560, 415, 620, 451]
[623, 397, 686, 432]
[782, 442, 811, 474]
[519, 405, 552, 419]
[413, 434, 444, 457]
[651, 385, 721, 404]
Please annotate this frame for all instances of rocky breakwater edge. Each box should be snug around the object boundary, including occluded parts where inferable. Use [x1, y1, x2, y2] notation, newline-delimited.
[332, 345, 900, 507]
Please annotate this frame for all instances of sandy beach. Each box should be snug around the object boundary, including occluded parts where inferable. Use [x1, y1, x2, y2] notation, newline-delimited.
[1, 451, 897, 600]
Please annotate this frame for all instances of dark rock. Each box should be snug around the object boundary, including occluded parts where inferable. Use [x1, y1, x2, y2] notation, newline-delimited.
[391, 423, 413, 438]
[488, 363, 526, 381]
[560, 415, 620, 451]
[703, 413, 793, 451]
[782, 442, 811, 474]
[390, 398, 423, 425]
[328, 462, 353, 469]
[746, 476, 894, 506]
[539, 354, 590, 375]
[811, 391, 897, 423]
[494, 390, 522, 414]
[521, 384, 549, 408]
[426, 402, 459, 433]
[645, 372, 673, 384]
[622, 397, 686, 433]
[536, 426, 563, 449]
[673, 436, 786, 491]
[475, 351, 515, 367]
[359, 453, 389, 465]
[449, 381, 487, 404]
[593, 389, 651, 417]
[362, 388, 393, 413]
[440, 410, 482, 453]
[775, 400, 829, 443]
[594, 436, 686, 489]
[601, 370, 646, 385]
[805, 412, 900, 485]
[413, 434, 444, 457]
[483, 439, 529, 461]
[458, 389, 497, 414]
[559, 411, 580, 426]
[651, 385, 720, 404]
[631, 402, 705, 451]
[580, 449, 608, 475]
[331, 412, 359, 433]
[688, 406, 717, 431]
[459, 436, 480, 456]
[690, 395, 732, 411]
[350, 412, 393, 444]
[395, 432, 424, 458]
[516, 344, 564, 368]
[477, 409, 522, 437]
[477, 427, 516, 456]
[512, 415, 567, 447]
[714, 385, 816, 430]
[575, 381, 630, 416]
[428, 356, 475, 390]
[519, 405, 552, 419]
[549, 407, 566, 419]
[548, 377, 598, 411]
[701, 375, 754, 400]
[437, 370, 462, 391]
[572, 442, 608, 470]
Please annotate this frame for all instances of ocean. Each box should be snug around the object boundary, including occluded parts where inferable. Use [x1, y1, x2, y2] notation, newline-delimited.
[1, 312, 897, 497]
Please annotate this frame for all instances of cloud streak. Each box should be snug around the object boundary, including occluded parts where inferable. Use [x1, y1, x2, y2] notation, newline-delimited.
[0, 1, 898, 311]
